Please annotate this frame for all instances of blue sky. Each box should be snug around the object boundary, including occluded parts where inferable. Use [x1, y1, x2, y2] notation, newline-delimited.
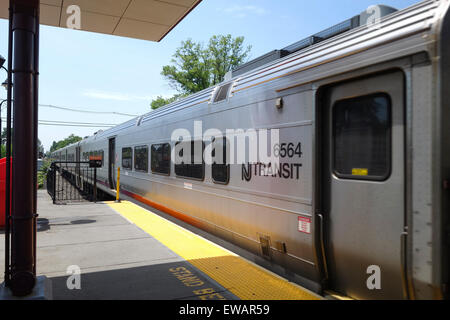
[0, 0, 420, 151]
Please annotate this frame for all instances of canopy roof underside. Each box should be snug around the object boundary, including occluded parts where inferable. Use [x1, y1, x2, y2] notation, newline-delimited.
[0, 0, 202, 41]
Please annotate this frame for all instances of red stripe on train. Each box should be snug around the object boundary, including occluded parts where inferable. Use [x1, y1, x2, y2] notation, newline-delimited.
[118, 187, 205, 230]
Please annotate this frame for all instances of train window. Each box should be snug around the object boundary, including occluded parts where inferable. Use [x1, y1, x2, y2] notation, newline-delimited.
[134, 146, 149, 173]
[333, 93, 391, 181]
[122, 148, 133, 170]
[151, 143, 171, 175]
[175, 140, 205, 180]
[212, 137, 230, 184]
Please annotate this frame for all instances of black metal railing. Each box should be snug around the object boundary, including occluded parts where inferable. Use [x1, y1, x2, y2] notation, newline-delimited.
[47, 161, 98, 204]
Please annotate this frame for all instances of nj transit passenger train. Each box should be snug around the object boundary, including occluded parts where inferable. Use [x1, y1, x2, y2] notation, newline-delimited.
[52, 0, 450, 300]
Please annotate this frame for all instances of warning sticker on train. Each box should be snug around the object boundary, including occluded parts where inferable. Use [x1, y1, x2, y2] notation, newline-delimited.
[298, 217, 311, 234]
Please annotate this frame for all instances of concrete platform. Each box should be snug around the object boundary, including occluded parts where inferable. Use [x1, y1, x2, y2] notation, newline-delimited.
[0, 276, 52, 300]
[1, 191, 237, 300]
[0, 190, 320, 300]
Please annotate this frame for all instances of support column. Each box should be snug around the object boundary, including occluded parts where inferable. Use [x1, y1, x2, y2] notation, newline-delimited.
[10, 0, 39, 297]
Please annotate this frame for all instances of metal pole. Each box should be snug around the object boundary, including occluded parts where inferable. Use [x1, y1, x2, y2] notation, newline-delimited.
[52, 163, 56, 204]
[4, 0, 13, 288]
[0, 100, 6, 159]
[116, 167, 121, 203]
[94, 168, 97, 203]
[32, 2, 39, 276]
[10, 0, 39, 297]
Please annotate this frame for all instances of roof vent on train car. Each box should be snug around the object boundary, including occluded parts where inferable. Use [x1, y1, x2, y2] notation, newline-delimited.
[213, 82, 233, 103]
[232, 4, 398, 77]
[94, 130, 103, 139]
[136, 116, 144, 126]
[232, 50, 289, 77]
[359, 5, 397, 26]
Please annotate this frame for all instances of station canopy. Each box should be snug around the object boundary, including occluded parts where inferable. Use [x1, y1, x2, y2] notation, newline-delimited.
[0, 0, 202, 41]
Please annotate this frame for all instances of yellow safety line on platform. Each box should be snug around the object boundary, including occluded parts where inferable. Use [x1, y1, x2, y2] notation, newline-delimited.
[107, 201, 321, 300]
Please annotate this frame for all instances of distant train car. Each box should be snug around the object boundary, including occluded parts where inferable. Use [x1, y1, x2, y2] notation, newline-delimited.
[52, 0, 450, 300]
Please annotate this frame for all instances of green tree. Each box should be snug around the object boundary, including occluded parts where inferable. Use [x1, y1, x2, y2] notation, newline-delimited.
[0, 143, 8, 157]
[207, 35, 251, 84]
[151, 34, 251, 110]
[1, 127, 11, 143]
[37, 158, 52, 189]
[37, 139, 44, 158]
[50, 134, 82, 152]
[151, 94, 185, 110]
[0, 128, 45, 158]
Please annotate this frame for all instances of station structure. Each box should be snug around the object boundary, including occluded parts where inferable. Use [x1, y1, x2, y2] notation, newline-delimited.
[0, 0, 321, 301]
[0, 0, 203, 298]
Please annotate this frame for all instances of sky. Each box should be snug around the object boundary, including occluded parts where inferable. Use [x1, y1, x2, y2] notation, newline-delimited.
[0, 0, 420, 151]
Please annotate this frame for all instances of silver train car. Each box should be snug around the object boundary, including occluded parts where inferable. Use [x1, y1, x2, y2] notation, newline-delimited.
[52, 0, 450, 300]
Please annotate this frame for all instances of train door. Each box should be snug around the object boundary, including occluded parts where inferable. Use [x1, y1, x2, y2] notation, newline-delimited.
[321, 71, 405, 299]
[108, 138, 116, 189]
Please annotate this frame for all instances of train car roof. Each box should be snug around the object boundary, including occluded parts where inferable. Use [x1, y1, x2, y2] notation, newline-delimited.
[55, 0, 448, 151]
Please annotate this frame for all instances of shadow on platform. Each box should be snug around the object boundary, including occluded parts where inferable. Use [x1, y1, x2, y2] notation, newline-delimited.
[49, 258, 237, 300]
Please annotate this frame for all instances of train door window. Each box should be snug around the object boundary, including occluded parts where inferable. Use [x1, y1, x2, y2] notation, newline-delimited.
[175, 140, 205, 180]
[134, 146, 149, 173]
[212, 137, 230, 184]
[333, 93, 391, 181]
[151, 143, 171, 175]
[122, 148, 133, 170]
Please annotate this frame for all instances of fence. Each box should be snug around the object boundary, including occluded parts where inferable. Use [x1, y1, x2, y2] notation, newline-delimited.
[47, 161, 98, 204]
